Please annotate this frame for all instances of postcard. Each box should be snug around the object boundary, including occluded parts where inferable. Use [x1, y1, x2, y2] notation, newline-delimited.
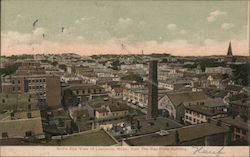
[0, 0, 249, 157]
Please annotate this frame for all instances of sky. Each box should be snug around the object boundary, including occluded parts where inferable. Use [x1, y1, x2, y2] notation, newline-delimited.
[1, 0, 249, 56]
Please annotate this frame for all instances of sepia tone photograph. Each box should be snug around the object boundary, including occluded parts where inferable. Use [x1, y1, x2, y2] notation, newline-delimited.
[0, 0, 249, 156]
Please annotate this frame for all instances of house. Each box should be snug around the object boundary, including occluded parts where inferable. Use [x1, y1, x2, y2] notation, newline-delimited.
[0, 110, 44, 139]
[207, 75, 223, 88]
[203, 98, 228, 112]
[228, 98, 250, 118]
[158, 91, 209, 122]
[110, 87, 123, 98]
[62, 84, 107, 103]
[123, 123, 230, 146]
[205, 66, 232, 75]
[94, 102, 129, 121]
[220, 116, 249, 145]
[225, 84, 244, 95]
[184, 105, 227, 125]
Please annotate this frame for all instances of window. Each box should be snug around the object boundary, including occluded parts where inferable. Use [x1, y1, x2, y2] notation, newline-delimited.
[25, 131, 32, 137]
[2, 132, 8, 138]
[2, 99, 5, 103]
[193, 118, 196, 122]
[185, 115, 188, 119]
[235, 135, 240, 140]
[18, 80, 21, 84]
[242, 129, 247, 135]
[12, 87, 15, 92]
[88, 89, 90, 94]
[28, 104, 31, 110]
[27, 112, 32, 118]
[12, 80, 15, 84]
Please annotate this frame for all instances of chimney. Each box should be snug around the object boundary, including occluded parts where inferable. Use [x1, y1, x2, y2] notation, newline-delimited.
[28, 104, 31, 110]
[147, 60, 158, 119]
[175, 130, 180, 144]
[216, 120, 222, 126]
[232, 114, 236, 119]
[27, 112, 32, 118]
[10, 111, 15, 120]
[136, 120, 141, 130]
[212, 108, 215, 113]
[207, 118, 211, 123]
[166, 122, 169, 127]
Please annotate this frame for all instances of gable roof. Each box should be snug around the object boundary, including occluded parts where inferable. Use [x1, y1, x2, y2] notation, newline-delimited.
[166, 91, 208, 107]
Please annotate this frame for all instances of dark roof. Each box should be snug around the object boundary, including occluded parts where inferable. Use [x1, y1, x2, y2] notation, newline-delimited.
[131, 117, 183, 136]
[167, 91, 208, 107]
[229, 98, 250, 107]
[125, 123, 229, 146]
[228, 93, 247, 102]
[95, 108, 108, 113]
[64, 84, 103, 90]
[202, 88, 229, 98]
[220, 116, 249, 131]
[204, 99, 227, 108]
[225, 85, 243, 92]
[121, 74, 143, 83]
[185, 105, 226, 117]
[109, 103, 129, 112]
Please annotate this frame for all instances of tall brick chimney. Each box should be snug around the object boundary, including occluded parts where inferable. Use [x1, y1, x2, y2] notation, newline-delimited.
[147, 60, 158, 119]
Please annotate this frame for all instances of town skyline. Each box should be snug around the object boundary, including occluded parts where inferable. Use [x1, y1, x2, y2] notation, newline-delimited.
[1, 0, 249, 56]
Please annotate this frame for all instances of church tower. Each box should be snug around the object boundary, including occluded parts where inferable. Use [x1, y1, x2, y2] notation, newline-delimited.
[227, 41, 233, 56]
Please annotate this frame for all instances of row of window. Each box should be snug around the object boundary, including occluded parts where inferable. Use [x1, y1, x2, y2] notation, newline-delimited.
[28, 79, 46, 83]
[29, 86, 44, 90]
[235, 128, 247, 135]
[1, 131, 33, 138]
[185, 110, 205, 119]
[75, 89, 102, 95]
[185, 115, 204, 124]
[12, 87, 21, 92]
[2, 98, 31, 103]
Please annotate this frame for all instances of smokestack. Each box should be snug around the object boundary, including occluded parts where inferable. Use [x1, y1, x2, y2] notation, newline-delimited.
[27, 112, 32, 118]
[147, 60, 158, 119]
[175, 130, 180, 144]
[10, 111, 15, 120]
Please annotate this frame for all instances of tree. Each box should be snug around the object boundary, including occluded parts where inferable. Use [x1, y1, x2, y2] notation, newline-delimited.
[0, 63, 20, 76]
[59, 64, 67, 71]
[230, 63, 249, 86]
[111, 59, 120, 70]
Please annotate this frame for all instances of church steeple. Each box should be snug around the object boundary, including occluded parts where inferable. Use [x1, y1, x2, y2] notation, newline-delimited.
[227, 41, 233, 56]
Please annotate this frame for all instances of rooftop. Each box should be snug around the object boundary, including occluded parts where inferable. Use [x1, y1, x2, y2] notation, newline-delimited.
[220, 116, 249, 131]
[204, 99, 227, 108]
[131, 117, 183, 136]
[47, 129, 118, 146]
[185, 105, 226, 117]
[166, 91, 208, 107]
[0, 93, 38, 111]
[125, 123, 229, 146]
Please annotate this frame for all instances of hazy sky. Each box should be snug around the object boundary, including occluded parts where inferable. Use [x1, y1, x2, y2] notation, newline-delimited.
[1, 0, 249, 56]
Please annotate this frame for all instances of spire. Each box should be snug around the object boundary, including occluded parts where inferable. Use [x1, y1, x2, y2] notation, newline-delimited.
[227, 41, 233, 56]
